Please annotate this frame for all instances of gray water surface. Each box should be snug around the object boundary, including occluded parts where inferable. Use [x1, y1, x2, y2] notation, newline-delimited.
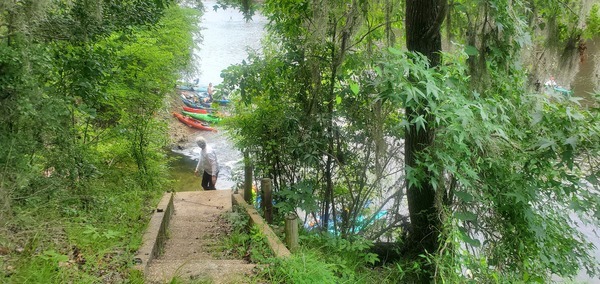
[193, 1, 267, 86]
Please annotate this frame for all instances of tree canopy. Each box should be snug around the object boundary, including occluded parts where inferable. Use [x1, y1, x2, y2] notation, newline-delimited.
[220, 0, 600, 281]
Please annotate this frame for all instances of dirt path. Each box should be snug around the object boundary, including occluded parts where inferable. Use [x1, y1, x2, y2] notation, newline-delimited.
[145, 190, 255, 283]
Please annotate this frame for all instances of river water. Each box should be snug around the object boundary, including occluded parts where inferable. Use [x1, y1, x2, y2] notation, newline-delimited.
[168, 1, 266, 192]
[167, 3, 598, 281]
[190, 2, 267, 86]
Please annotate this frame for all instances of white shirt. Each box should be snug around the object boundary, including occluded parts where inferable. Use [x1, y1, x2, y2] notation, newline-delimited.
[544, 79, 557, 87]
[195, 146, 218, 175]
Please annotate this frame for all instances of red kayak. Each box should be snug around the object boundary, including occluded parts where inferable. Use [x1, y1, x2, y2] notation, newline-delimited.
[182, 106, 208, 114]
[172, 112, 217, 132]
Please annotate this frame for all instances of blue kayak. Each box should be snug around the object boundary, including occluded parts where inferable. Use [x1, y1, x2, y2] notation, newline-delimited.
[180, 95, 214, 111]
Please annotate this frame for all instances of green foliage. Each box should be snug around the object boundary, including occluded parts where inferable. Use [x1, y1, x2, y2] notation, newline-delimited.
[222, 0, 410, 240]
[226, 206, 251, 229]
[221, 208, 275, 265]
[377, 45, 600, 281]
[247, 225, 275, 263]
[40, 0, 176, 42]
[221, 48, 325, 198]
[0, 2, 200, 282]
[221, 209, 253, 257]
[218, 0, 600, 282]
[215, 0, 259, 21]
[302, 234, 379, 277]
[265, 251, 338, 284]
[445, 0, 587, 49]
[260, 233, 397, 284]
[10, 253, 99, 284]
[530, 0, 585, 45]
[583, 4, 600, 40]
[2, 173, 164, 283]
[274, 180, 319, 215]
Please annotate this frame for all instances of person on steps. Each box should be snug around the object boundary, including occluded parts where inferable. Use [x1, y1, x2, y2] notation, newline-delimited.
[194, 136, 219, 190]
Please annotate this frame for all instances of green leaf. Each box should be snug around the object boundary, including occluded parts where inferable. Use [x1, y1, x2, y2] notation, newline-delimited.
[425, 80, 438, 98]
[531, 111, 543, 125]
[103, 230, 121, 239]
[350, 82, 359, 95]
[465, 45, 479, 56]
[564, 136, 577, 149]
[414, 87, 426, 100]
[388, 47, 403, 55]
[455, 191, 474, 203]
[458, 228, 481, 247]
[505, 191, 528, 204]
[406, 87, 415, 104]
[537, 138, 555, 150]
[586, 173, 598, 184]
[406, 166, 419, 189]
[430, 177, 438, 190]
[400, 119, 410, 128]
[412, 115, 426, 132]
[516, 33, 532, 47]
[478, 107, 488, 120]
[335, 94, 342, 105]
[454, 211, 477, 222]
[531, 224, 546, 239]
[569, 200, 585, 211]
[41, 250, 69, 263]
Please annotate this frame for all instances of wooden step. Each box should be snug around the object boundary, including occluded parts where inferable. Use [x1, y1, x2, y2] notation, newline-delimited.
[146, 259, 256, 284]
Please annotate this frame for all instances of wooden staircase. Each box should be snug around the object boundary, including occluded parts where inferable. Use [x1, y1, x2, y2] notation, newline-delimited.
[144, 191, 255, 284]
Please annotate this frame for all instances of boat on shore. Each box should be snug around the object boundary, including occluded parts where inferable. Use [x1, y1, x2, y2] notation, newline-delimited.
[182, 106, 208, 114]
[176, 79, 208, 93]
[180, 95, 214, 111]
[181, 111, 222, 123]
[173, 112, 217, 132]
[214, 98, 231, 106]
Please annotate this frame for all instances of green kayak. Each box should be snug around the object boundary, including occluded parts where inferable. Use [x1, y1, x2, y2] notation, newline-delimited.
[182, 111, 221, 123]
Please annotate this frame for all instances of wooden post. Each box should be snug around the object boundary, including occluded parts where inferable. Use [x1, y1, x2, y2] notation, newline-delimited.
[243, 151, 253, 204]
[261, 178, 273, 224]
[285, 213, 299, 252]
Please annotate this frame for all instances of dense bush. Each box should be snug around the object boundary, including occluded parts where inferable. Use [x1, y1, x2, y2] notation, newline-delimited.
[0, 2, 200, 282]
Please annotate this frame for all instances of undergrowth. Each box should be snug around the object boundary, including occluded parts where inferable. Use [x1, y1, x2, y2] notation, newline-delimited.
[0, 173, 166, 283]
[259, 233, 404, 284]
[220, 206, 413, 284]
[221, 206, 275, 264]
[0, 3, 199, 283]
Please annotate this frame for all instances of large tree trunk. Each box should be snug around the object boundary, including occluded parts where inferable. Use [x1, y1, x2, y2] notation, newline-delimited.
[404, 0, 446, 273]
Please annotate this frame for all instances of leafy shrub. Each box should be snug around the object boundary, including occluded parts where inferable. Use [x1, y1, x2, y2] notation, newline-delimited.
[222, 207, 274, 264]
[266, 252, 338, 284]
